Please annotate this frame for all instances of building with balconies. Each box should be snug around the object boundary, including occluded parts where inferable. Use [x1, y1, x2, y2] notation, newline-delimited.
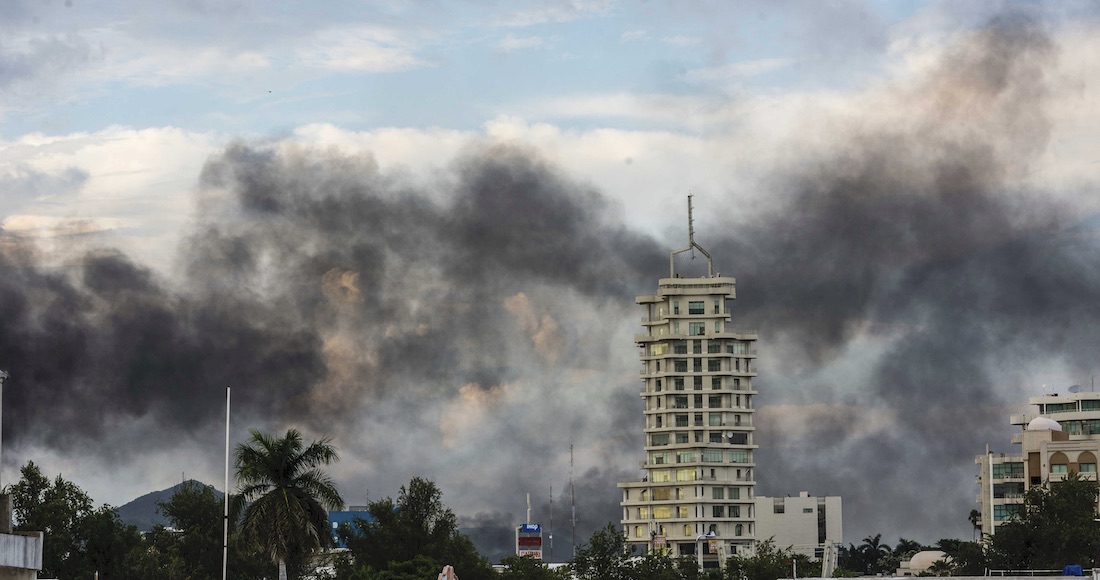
[618, 199, 759, 567]
[976, 392, 1100, 536]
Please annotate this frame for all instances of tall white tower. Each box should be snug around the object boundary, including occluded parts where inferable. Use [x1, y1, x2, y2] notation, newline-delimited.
[618, 197, 759, 566]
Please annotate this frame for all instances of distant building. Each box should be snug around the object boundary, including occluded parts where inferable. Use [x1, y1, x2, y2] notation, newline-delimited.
[753, 492, 842, 560]
[328, 508, 373, 549]
[618, 198, 760, 566]
[976, 391, 1100, 536]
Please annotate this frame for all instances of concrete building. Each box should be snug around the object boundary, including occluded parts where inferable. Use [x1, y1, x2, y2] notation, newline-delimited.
[618, 199, 759, 566]
[753, 492, 842, 560]
[976, 391, 1100, 536]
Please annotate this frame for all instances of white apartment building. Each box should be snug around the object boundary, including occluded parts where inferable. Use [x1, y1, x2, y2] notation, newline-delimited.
[753, 492, 842, 560]
[976, 391, 1100, 536]
[618, 199, 759, 566]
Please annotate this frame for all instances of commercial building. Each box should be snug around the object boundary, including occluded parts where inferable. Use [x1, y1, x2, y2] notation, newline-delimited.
[618, 199, 759, 566]
[753, 492, 842, 561]
[976, 391, 1100, 536]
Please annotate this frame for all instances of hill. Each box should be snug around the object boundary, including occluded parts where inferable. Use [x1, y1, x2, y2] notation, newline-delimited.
[116, 480, 223, 531]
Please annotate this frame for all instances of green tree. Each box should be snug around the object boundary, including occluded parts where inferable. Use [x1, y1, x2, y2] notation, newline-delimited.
[936, 538, 986, 576]
[721, 538, 794, 580]
[570, 523, 635, 580]
[234, 428, 345, 580]
[337, 477, 494, 580]
[988, 471, 1100, 569]
[9, 461, 141, 579]
[499, 554, 568, 580]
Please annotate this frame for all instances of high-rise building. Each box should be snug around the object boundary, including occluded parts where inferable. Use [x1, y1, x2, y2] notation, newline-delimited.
[976, 391, 1100, 537]
[618, 198, 759, 566]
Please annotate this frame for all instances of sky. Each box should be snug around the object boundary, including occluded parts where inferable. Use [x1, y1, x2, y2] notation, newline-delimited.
[3, 0, 1100, 559]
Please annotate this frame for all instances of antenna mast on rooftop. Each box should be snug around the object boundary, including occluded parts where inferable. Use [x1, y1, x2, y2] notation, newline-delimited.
[670, 194, 714, 278]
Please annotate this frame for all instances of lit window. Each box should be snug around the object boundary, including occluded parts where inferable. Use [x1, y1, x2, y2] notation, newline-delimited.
[677, 506, 689, 518]
[654, 506, 672, 519]
[676, 451, 697, 463]
[638, 507, 649, 519]
[652, 470, 671, 483]
[683, 524, 692, 536]
[676, 469, 696, 482]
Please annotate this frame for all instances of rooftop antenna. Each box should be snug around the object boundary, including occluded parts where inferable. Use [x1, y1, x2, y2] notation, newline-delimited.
[670, 194, 714, 278]
[548, 485, 554, 563]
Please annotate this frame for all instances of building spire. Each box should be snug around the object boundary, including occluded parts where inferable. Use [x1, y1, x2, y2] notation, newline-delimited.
[669, 194, 714, 277]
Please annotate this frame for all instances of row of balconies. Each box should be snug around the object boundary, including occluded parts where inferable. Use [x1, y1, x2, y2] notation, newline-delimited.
[639, 367, 757, 379]
[636, 330, 760, 343]
[639, 349, 759, 361]
[642, 312, 733, 325]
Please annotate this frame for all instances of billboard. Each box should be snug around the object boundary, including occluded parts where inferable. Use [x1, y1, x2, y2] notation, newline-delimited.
[516, 523, 543, 560]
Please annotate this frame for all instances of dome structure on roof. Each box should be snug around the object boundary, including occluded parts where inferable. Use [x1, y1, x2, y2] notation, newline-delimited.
[908, 551, 949, 572]
[1027, 417, 1063, 431]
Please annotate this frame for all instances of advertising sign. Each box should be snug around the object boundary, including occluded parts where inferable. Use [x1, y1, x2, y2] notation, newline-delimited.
[516, 523, 543, 560]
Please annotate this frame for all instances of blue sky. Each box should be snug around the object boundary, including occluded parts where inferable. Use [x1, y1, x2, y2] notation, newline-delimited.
[4, 0, 1100, 550]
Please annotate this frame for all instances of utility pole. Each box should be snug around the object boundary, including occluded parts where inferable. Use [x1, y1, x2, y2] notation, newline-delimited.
[0, 370, 7, 489]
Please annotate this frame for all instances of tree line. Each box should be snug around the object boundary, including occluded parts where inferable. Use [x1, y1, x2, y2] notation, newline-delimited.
[10, 428, 1100, 579]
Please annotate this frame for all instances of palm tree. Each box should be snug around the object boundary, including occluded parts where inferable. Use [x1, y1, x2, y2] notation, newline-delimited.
[234, 428, 345, 580]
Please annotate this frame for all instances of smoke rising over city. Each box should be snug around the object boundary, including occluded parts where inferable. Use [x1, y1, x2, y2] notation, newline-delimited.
[1, 9, 1099, 558]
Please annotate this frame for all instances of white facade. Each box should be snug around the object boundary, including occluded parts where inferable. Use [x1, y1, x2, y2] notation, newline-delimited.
[618, 271, 759, 565]
[753, 492, 842, 559]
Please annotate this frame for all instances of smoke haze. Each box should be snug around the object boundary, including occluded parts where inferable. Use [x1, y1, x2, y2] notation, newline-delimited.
[1, 13, 1098, 558]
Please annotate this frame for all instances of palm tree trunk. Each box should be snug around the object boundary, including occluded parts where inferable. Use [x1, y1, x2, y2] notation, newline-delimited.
[278, 558, 288, 580]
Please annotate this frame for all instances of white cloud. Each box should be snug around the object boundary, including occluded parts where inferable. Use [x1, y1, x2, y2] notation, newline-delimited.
[497, 33, 545, 53]
[661, 35, 701, 46]
[296, 26, 431, 72]
[682, 58, 795, 83]
[619, 29, 647, 42]
[490, 0, 613, 27]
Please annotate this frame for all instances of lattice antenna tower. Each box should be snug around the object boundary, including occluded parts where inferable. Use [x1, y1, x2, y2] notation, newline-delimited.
[669, 194, 714, 277]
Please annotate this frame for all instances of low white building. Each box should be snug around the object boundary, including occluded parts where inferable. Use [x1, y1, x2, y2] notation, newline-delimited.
[753, 492, 842, 560]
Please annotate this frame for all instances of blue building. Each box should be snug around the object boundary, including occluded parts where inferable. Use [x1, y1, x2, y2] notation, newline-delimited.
[328, 508, 373, 549]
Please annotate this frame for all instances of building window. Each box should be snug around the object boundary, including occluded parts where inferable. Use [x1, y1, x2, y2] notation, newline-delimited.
[638, 507, 649, 519]
[1052, 464, 1068, 474]
[708, 359, 722, 372]
[676, 451, 697, 463]
[689, 301, 705, 315]
[675, 360, 688, 372]
[676, 433, 689, 444]
[1082, 463, 1097, 473]
[675, 414, 689, 427]
[674, 396, 689, 409]
[714, 300, 720, 314]
[715, 321, 721, 332]
[653, 488, 671, 500]
[694, 358, 703, 372]
[711, 377, 722, 390]
[651, 433, 669, 446]
[712, 506, 725, 518]
[654, 506, 672, 519]
[655, 379, 662, 392]
[729, 487, 740, 499]
[689, 322, 706, 336]
[676, 488, 685, 500]
[693, 340, 702, 354]
[655, 416, 663, 428]
[709, 432, 723, 443]
[635, 526, 643, 538]
[803, 508, 814, 513]
[735, 524, 743, 536]
[708, 341, 721, 354]
[993, 504, 1020, 522]
[652, 452, 671, 465]
[674, 341, 688, 354]
[709, 414, 722, 427]
[709, 395, 722, 408]
[652, 470, 671, 482]
[673, 321, 680, 334]
[993, 482, 1023, 498]
[675, 378, 685, 390]
[713, 487, 725, 500]
[702, 450, 722, 463]
[675, 469, 695, 482]
[729, 433, 748, 445]
[694, 394, 703, 408]
[694, 413, 703, 426]
[678, 506, 689, 518]
[694, 377, 703, 390]
[673, 302, 680, 315]
[729, 450, 750, 464]
[730, 505, 741, 517]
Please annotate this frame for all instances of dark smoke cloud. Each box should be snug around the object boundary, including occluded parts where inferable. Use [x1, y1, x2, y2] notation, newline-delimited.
[0, 11, 1091, 558]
